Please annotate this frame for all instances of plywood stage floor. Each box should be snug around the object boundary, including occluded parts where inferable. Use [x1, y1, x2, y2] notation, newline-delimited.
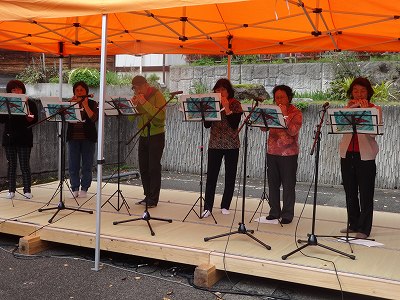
[0, 181, 399, 299]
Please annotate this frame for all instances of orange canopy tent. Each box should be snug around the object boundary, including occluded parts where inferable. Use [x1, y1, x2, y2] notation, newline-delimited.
[0, 0, 399, 56]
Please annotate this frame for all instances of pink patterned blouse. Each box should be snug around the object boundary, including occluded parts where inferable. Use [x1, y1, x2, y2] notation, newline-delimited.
[267, 104, 302, 156]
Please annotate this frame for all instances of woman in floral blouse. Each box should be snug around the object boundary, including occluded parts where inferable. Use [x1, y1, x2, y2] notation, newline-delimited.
[202, 78, 243, 218]
[265, 85, 302, 224]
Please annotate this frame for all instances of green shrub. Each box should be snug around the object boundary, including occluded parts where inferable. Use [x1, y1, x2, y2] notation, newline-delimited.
[68, 68, 100, 87]
[16, 65, 45, 84]
[293, 101, 309, 110]
[294, 90, 330, 101]
[372, 80, 400, 102]
[328, 77, 354, 101]
[190, 80, 208, 94]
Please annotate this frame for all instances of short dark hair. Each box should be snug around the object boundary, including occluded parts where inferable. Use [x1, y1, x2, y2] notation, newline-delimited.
[131, 75, 148, 87]
[73, 81, 89, 95]
[272, 85, 294, 103]
[347, 77, 374, 101]
[6, 80, 26, 94]
[212, 78, 235, 99]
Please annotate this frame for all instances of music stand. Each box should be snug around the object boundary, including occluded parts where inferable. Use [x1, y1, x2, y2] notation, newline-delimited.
[204, 101, 272, 249]
[316, 107, 382, 244]
[36, 97, 93, 223]
[102, 96, 139, 214]
[282, 105, 355, 260]
[180, 93, 222, 223]
[113, 92, 182, 236]
[243, 104, 286, 228]
[0, 93, 30, 202]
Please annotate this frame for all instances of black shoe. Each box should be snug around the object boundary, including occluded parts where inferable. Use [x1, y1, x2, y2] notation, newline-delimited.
[281, 218, 292, 224]
[136, 199, 147, 205]
[266, 215, 278, 220]
[146, 202, 157, 208]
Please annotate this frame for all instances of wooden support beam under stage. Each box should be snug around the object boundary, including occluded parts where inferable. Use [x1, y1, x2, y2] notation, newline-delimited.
[19, 235, 50, 255]
[194, 264, 224, 288]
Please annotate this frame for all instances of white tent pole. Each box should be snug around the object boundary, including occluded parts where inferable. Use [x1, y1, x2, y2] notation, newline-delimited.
[93, 13, 108, 271]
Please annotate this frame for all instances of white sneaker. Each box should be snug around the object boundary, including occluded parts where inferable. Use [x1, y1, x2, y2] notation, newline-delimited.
[79, 190, 87, 198]
[6, 192, 15, 199]
[202, 210, 211, 218]
[24, 193, 33, 199]
[221, 208, 230, 215]
[69, 191, 79, 199]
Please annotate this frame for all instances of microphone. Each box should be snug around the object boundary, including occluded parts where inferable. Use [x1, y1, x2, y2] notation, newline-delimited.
[170, 91, 183, 97]
[322, 102, 330, 109]
[249, 95, 266, 103]
[77, 94, 94, 99]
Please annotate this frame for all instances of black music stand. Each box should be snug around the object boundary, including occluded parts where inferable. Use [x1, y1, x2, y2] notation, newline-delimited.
[181, 94, 222, 223]
[0, 93, 32, 202]
[204, 101, 271, 249]
[245, 105, 286, 228]
[113, 92, 182, 236]
[102, 96, 139, 214]
[316, 107, 382, 245]
[282, 105, 355, 260]
[36, 98, 93, 223]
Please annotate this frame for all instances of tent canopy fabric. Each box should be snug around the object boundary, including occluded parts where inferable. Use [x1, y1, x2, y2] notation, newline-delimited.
[0, 0, 398, 56]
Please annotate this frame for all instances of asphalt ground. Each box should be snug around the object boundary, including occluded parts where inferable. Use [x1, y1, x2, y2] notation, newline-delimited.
[1, 171, 398, 300]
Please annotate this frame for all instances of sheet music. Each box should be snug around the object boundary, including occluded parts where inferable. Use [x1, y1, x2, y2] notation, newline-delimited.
[41, 96, 82, 122]
[0, 93, 28, 116]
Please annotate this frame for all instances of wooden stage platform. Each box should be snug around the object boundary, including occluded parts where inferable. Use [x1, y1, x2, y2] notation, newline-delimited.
[0, 181, 399, 299]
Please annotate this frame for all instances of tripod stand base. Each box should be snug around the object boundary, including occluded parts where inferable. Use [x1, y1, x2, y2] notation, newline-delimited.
[182, 196, 217, 224]
[113, 210, 172, 236]
[204, 222, 271, 250]
[281, 234, 355, 260]
[101, 189, 131, 214]
[38, 201, 93, 223]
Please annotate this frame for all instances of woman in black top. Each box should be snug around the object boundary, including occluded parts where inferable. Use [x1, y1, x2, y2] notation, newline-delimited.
[67, 81, 98, 198]
[202, 78, 243, 217]
[0, 80, 38, 199]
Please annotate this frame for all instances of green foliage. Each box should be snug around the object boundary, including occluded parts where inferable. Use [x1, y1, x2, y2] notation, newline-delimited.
[105, 71, 120, 85]
[68, 68, 100, 87]
[16, 64, 59, 84]
[234, 84, 260, 88]
[118, 73, 135, 86]
[146, 73, 162, 89]
[369, 53, 400, 62]
[294, 90, 330, 101]
[16, 65, 45, 84]
[372, 80, 400, 102]
[271, 59, 285, 64]
[190, 80, 208, 94]
[328, 77, 355, 101]
[190, 56, 219, 66]
[293, 101, 309, 110]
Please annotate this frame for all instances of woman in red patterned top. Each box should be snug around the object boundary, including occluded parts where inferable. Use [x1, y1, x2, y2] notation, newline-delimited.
[265, 85, 302, 224]
[202, 78, 243, 218]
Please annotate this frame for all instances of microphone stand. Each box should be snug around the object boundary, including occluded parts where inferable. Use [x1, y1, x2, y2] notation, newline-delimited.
[282, 105, 354, 260]
[204, 100, 271, 249]
[183, 100, 217, 223]
[101, 99, 132, 214]
[34, 98, 93, 223]
[113, 92, 181, 236]
[249, 110, 283, 228]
